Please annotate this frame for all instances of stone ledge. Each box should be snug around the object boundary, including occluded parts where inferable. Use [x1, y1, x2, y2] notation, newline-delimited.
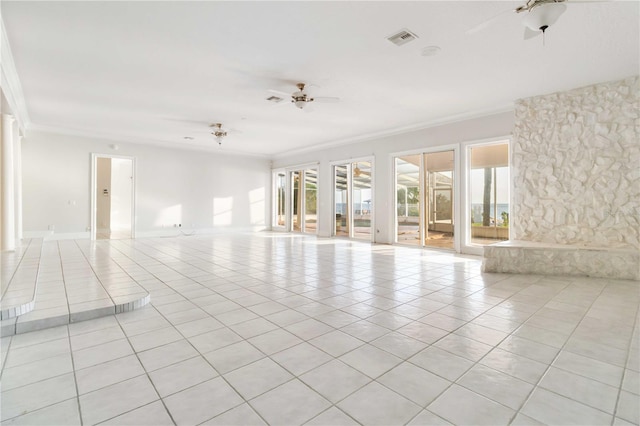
[482, 240, 639, 281]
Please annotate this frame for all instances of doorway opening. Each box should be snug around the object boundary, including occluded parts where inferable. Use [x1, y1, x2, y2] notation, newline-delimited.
[91, 154, 135, 240]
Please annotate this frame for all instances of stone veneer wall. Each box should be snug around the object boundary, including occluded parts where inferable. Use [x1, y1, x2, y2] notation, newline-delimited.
[512, 76, 639, 250]
[484, 76, 639, 280]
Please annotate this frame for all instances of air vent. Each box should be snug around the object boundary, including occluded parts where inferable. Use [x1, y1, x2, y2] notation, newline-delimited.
[387, 29, 419, 46]
[266, 95, 284, 103]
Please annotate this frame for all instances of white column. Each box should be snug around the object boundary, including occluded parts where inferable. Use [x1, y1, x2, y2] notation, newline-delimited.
[14, 132, 23, 241]
[2, 114, 16, 251]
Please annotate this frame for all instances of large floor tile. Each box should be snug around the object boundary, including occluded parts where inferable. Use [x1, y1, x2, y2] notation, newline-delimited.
[378, 362, 451, 406]
[188, 327, 244, 353]
[339, 344, 402, 378]
[163, 377, 244, 425]
[337, 381, 422, 426]
[75, 354, 145, 394]
[79, 375, 159, 425]
[250, 379, 331, 425]
[224, 357, 293, 400]
[1, 374, 77, 421]
[305, 407, 359, 425]
[1, 352, 73, 391]
[427, 384, 515, 425]
[456, 364, 534, 410]
[100, 400, 174, 425]
[299, 359, 371, 403]
[271, 342, 332, 376]
[521, 388, 613, 425]
[203, 403, 267, 426]
[72, 338, 134, 370]
[308, 330, 364, 357]
[149, 355, 219, 397]
[203, 340, 265, 374]
[0, 397, 81, 426]
[409, 346, 474, 381]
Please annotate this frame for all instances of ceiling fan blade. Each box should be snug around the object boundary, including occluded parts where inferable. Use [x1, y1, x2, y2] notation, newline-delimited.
[267, 89, 292, 98]
[312, 96, 340, 103]
[466, 8, 514, 35]
[524, 27, 541, 39]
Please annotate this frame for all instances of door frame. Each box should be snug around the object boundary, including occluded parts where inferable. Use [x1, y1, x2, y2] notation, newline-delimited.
[90, 153, 136, 241]
[272, 162, 319, 233]
[330, 156, 375, 242]
[460, 136, 511, 255]
[391, 144, 460, 252]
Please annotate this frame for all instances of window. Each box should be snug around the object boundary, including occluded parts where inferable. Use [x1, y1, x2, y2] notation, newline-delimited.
[468, 142, 509, 245]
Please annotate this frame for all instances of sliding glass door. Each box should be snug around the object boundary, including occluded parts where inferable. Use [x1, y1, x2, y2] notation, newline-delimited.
[396, 155, 421, 245]
[334, 165, 350, 237]
[304, 169, 318, 234]
[274, 172, 286, 228]
[289, 168, 317, 234]
[424, 151, 454, 249]
[395, 149, 455, 249]
[333, 160, 373, 241]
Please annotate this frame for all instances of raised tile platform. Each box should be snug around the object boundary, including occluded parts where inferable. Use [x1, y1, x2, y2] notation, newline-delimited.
[1, 239, 150, 336]
[0, 240, 41, 320]
[482, 240, 639, 281]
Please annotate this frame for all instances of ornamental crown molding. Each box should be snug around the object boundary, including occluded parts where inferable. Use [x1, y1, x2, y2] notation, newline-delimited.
[1, 16, 30, 134]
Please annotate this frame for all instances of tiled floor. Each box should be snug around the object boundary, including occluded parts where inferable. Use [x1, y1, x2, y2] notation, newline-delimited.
[0, 233, 638, 425]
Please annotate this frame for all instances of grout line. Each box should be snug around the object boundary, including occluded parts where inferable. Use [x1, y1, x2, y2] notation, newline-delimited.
[611, 300, 640, 424]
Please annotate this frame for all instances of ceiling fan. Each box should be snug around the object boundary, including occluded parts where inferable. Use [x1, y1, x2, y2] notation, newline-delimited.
[209, 122, 242, 145]
[468, 0, 606, 40]
[269, 83, 340, 110]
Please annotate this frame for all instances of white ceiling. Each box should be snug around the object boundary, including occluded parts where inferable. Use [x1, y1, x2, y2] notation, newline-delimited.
[2, 1, 638, 157]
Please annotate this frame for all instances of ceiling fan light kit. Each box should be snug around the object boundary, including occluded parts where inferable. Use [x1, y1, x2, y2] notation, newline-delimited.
[523, 2, 567, 33]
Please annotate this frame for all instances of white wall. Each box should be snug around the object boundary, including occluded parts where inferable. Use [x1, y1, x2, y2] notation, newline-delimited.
[22, 131, 271, 237]
[272, 111, 514, 244]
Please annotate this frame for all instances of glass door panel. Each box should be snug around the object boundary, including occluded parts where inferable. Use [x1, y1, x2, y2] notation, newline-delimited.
[291, 171, 301, 232]
[469, 143, 509, 245]
[396, 155, 421, 245]
[334, 165, 349, 237]
[352, 161, 372, 240]
[424, 150, 454, 249]
[275, 172, 286, 227]
[304, 169, 318, 234]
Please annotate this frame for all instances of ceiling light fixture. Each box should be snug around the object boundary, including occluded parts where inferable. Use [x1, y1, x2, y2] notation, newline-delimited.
[523, 3, 566, 35]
